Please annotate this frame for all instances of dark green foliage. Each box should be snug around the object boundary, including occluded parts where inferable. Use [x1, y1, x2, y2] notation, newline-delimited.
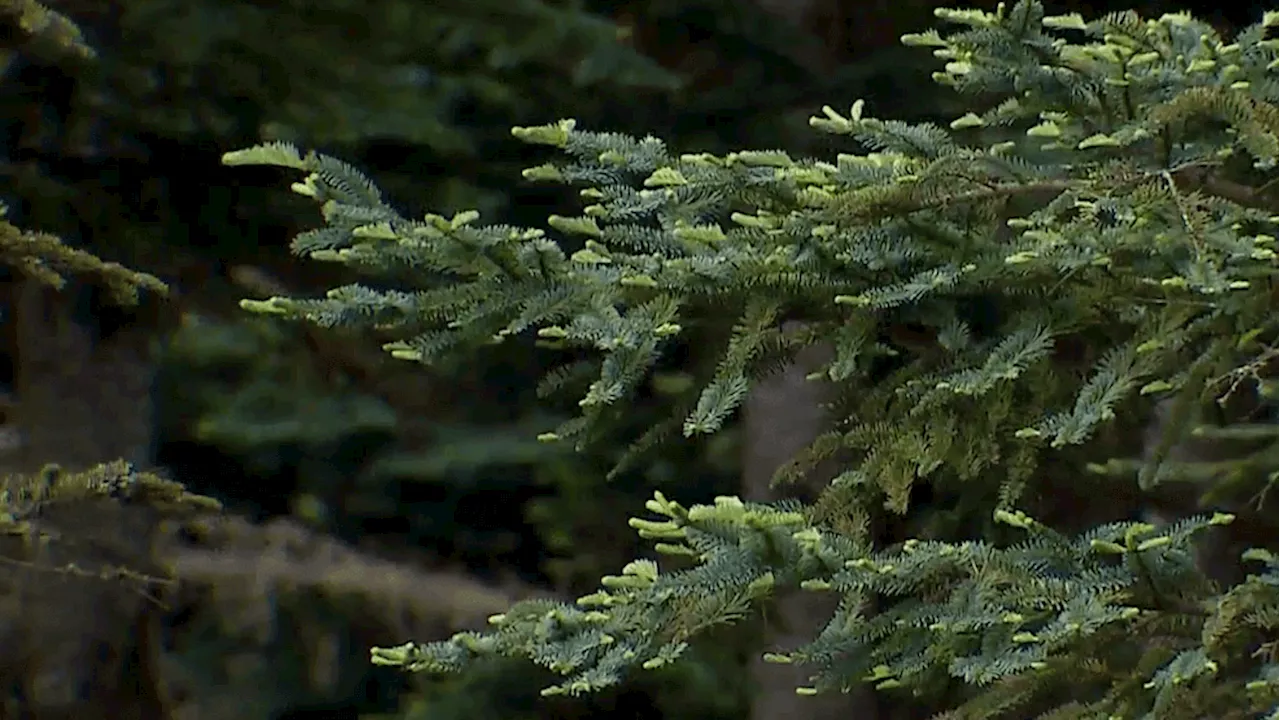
[227, 3, 1278, 718]
[6, 0, 677, 149]
[116, 0, 675, 146]
[159, 316, 397, 477]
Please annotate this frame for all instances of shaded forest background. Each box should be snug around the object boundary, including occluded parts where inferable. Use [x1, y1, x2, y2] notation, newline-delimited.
[0, 1, 1268, 719]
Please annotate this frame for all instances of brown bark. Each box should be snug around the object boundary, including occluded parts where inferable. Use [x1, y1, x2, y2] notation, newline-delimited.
[741, 321, 878, 720]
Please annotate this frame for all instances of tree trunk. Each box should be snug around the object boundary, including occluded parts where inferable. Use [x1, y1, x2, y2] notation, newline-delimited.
[0, 278, 167, 719]
[741, 321, 878, 720]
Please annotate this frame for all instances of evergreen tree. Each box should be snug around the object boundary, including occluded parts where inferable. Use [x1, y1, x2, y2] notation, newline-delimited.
[226, 3, 1278, 717]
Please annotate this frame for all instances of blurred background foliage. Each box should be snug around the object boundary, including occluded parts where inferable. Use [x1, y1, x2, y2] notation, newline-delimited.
[0, 0, 1266, 718]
